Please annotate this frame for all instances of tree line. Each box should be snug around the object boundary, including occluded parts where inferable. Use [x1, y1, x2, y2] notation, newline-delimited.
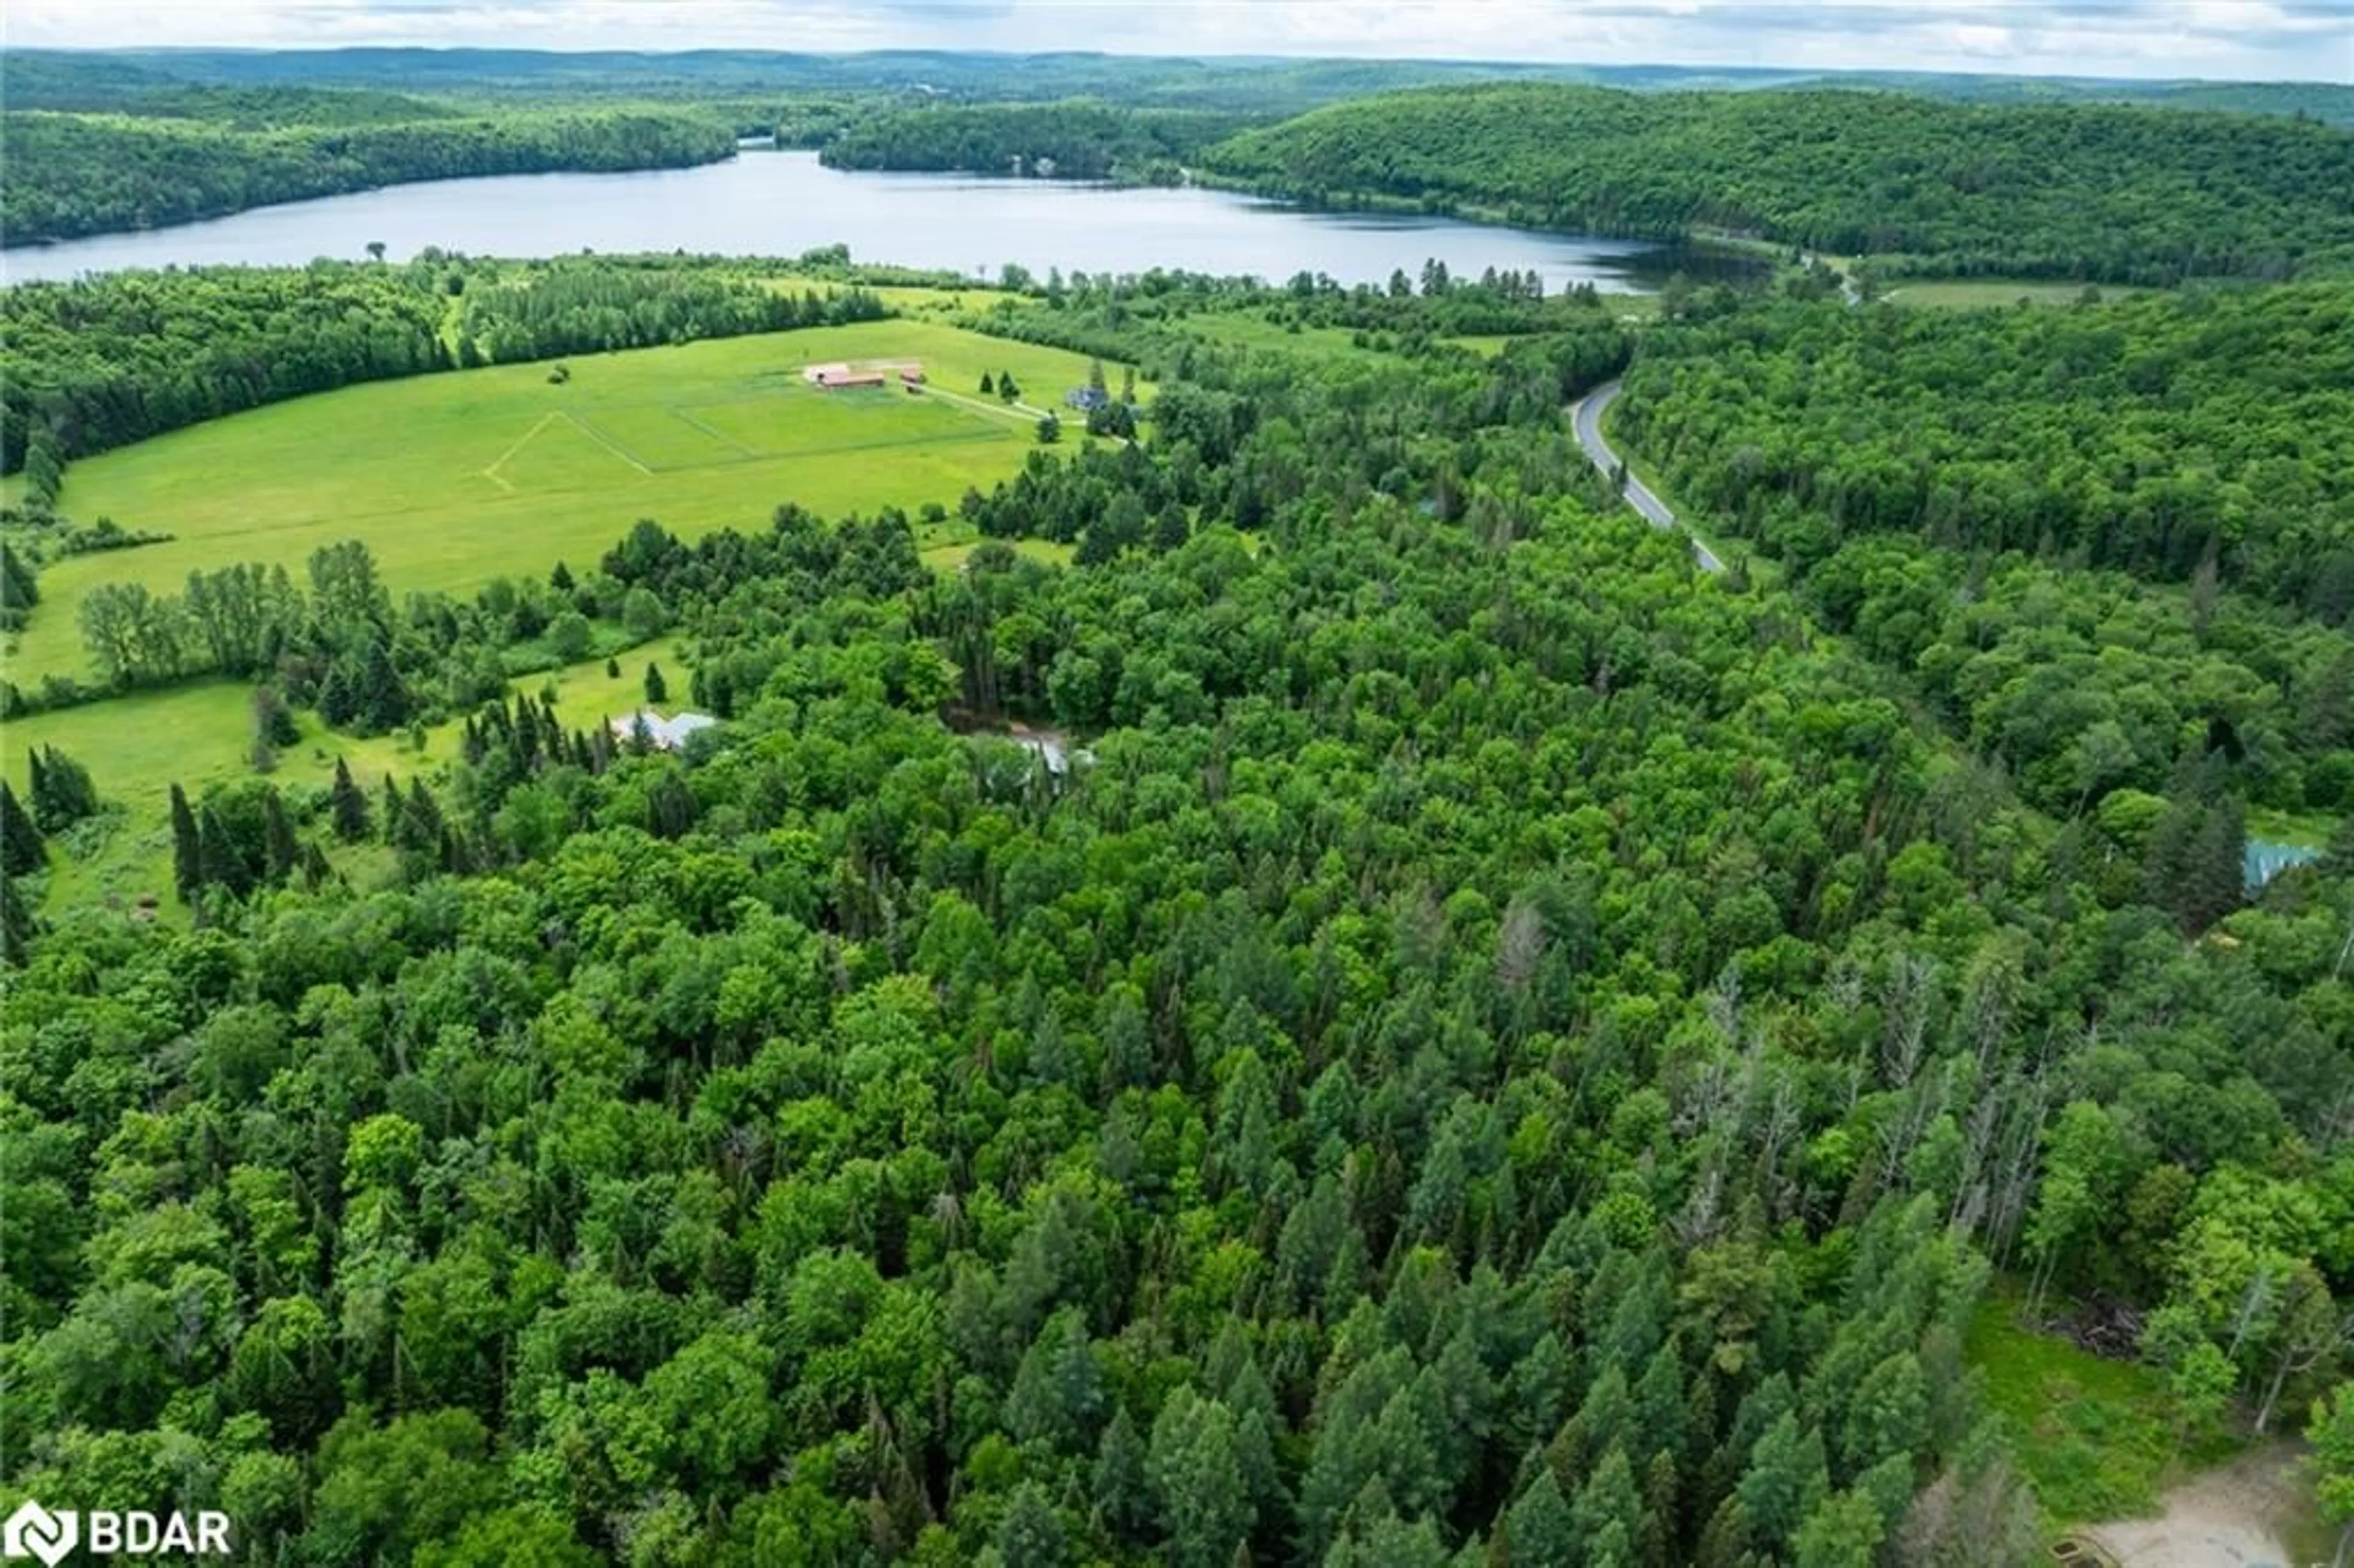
[454, 262, 885, 364]
[1, 105, 736, 245]
[17, 536, 682, 726]
[818, 102, 1257, 185]
[1203, 83, 2354, 284]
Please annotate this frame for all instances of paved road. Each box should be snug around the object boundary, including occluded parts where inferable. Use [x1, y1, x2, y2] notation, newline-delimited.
[1571, 380, 1724, 574]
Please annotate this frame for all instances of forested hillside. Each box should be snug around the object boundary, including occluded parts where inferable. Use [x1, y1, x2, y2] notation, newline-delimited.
[1608, 284, 2354, 829]
[5, 269, 2353, 1564]
[1205, 85, 2354, 283]
[0, 107, 736, 246]
[818, 102, 1254, 183]
[1614, 284, 2354, 605]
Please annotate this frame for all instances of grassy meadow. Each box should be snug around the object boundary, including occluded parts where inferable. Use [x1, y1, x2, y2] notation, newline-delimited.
[1965, 1286, 2239, 1527]
[8, 319, 1122, 685]
[8, 639, 686, 920]
[1880, 278, 2147, 309]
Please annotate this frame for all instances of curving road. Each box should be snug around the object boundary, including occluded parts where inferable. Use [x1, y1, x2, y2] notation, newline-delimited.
[1571, 380, 1724, 575]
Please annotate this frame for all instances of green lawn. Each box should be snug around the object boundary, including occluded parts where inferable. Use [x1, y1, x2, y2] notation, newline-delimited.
[8, 638, 688, 921]
[1966, 1285, 2236, 1528]
[10, 321, 1120, 686]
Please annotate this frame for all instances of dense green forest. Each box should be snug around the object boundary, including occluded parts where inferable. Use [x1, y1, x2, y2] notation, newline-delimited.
[1205, 85, 2354, 283]
[17, 48, 2348, 123]
[818, 102, 1256, 183]
[1613, 284, 2354, 605]
[4, 265, 2353, 1565]
[1605, 284, 2354, 824]
[0, 107, 736, 246]
[0, 258, 884, 481]
[0, 58, 465, 127]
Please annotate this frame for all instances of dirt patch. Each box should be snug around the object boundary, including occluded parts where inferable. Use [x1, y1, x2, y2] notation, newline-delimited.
[2080, 1443, 2314, 1568]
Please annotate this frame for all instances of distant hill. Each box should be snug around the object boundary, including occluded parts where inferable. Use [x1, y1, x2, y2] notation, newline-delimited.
[1201, 82, 2354, 283]
[7, 48, 2345, 123]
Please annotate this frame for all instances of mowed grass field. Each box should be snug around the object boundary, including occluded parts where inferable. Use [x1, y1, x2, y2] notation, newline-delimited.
[9, 320, 1122, 685]
[7, 639, 684, 919]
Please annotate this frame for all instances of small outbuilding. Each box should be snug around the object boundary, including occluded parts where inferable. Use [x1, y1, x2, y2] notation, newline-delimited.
[611, 710, 718, 752]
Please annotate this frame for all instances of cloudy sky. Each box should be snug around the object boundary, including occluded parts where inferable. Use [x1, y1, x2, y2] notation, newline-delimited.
[7, 0, 2349, 83]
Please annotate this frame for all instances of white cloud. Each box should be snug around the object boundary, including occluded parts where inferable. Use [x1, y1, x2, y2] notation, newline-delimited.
[4, 0, 2348, 81]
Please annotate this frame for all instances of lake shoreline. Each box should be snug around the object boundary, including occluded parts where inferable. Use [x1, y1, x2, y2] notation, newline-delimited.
[2, 151, 1698, 295]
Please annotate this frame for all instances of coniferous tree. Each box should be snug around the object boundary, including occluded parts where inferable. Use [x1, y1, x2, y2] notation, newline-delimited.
[262, 790, 299, 884]
[399, 778, 446, 857]
[359, 637, 411, 732]
[0, 782, 45, 877]
[253, 685, 299, 750]
[0, 872, 36, 965]
[381, 776, 406, 846]
[1503, 1470, 1576, 1566]
[0, 541, 40, 617]
[169, 782, 202, 902]
[1092, 1407, 1153, 1548]
[649, 771, 698, 839]
[644, 662, 668, 704]
[28, 746, 99, 831]
[330, 759, 372, 842]
[994, 1483, 1067, 1568]
[197, 804, 251, 898]
[2182, 795, 2248, 934]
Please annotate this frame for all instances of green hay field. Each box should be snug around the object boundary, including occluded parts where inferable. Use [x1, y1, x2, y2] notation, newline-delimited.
[9, 320, 1121, 685]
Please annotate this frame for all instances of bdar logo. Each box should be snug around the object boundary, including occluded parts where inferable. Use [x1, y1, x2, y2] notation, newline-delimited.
[2, 1499, 230, 1562]
[2, 1501, 77, 1568]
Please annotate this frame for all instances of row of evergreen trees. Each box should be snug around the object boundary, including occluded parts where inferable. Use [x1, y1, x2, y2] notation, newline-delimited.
[0, 746, 102, 878]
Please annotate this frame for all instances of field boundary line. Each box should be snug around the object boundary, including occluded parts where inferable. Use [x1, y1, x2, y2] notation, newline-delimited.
[481, 411, 558, 490]
[666, 405, 760, 457]
[562, 411, 655, 475]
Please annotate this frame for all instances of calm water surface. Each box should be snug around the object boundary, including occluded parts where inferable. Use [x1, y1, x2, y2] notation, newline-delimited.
[4, 150, 1734, 293]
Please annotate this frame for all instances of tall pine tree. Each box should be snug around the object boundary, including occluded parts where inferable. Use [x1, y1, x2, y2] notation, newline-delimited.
[262, 790, 299, 885]
[28, 746, 99, 831]
[169, 783, 202, 902]
[0, 873, 35, 965]
[330, 759, 371, 842]
[0, 782, 44, 877]
[380, 777, 406, 846]
[197, 804, 251, 899]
